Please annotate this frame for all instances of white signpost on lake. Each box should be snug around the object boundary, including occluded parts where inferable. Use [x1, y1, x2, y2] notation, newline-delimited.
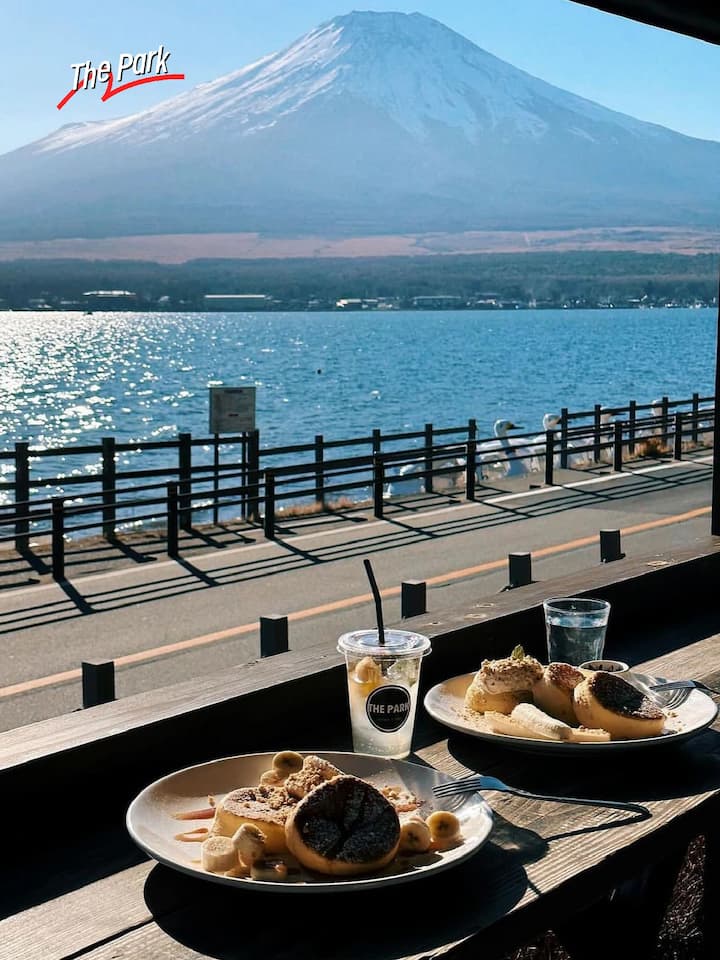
[208, 386, 257, 522]
[208, 386, 256, 433]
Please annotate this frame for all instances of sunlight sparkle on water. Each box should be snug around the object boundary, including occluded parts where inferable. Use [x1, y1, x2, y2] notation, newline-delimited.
[0, 309, 714, 472]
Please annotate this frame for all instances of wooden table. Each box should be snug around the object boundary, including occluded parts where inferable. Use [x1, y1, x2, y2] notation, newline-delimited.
[2, 546, 720, 960]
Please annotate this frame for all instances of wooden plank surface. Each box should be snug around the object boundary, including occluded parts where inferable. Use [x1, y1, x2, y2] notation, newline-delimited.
[3, 629, 720, 960]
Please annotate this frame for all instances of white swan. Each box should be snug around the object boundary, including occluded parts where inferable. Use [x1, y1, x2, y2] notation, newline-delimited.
[637, 399, 665, 439]
[696, 404, 714, 442]
[386, 454, 466, 497]
[527, 413, 593, 471]
[385, 460, 425, 497]
[477, 420, 534, 479]
[434, 456, 467, 492]
[528, 414, 561, 471]
[599, 407, 616, 462]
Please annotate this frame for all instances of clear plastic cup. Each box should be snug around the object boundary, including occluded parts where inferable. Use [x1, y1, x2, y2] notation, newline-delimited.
[337, 628, 431, 759]
[543, 597, 611, 665]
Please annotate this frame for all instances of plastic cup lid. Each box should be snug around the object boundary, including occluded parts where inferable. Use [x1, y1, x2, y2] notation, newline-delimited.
[337, 628, 431, 659]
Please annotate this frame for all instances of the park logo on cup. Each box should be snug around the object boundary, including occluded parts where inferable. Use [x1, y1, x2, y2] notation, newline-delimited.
[365, 685, 411, 732]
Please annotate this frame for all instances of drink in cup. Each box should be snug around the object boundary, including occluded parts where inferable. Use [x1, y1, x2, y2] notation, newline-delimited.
[337, 628, 431, 759]
[543, 597, 610, 665]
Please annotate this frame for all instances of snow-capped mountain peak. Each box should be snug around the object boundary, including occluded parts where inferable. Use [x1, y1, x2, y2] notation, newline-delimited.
[1, 10, 718, 242]
[34, 9, 659, 155]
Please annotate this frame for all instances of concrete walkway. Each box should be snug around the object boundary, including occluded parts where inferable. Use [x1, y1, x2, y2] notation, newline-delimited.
[0, 454, 713, 731]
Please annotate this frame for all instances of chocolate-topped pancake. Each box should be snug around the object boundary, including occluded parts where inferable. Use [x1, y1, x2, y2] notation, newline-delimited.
[284, 774, 401, 876]
[573, 671, 665, 739]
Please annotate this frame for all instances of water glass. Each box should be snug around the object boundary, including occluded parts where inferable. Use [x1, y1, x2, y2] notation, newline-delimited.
[543, 597, 610, 665]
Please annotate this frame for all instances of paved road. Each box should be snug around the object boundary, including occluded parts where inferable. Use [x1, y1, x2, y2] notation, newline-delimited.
[0, 457, 713, 731]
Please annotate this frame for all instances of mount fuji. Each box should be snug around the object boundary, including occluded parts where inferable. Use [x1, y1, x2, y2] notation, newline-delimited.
[1, 10, 718, 242]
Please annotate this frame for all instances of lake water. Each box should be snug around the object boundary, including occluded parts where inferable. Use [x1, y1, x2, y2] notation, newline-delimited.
[0, 307, 715, 507]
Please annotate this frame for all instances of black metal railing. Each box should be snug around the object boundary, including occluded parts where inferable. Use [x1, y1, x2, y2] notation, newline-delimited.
[0, 397, 714, 578]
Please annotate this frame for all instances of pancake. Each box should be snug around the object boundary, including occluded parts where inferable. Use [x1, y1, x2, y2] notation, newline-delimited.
[285, 775, 401, 876]
[210, 783, 297, 853]
[532, 662, 585, 725]
[464, 676, 530, 715]
[475, 650, 544, 695]
[573, 671, 666, 740]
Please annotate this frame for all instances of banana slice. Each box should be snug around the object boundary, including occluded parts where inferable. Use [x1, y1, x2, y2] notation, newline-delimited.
[232, 823, 267, 866]
[398, 817, 432, 854]
[485, 711, 556, 740]
[272, 750, 304, 777]
[250, 858, 290, 881]
[426, 810, 461, 844]
[567, 726, 612, 743]
[510, 702, 573, 741]
[201, 835, 239, 873]
[355, 656, 382, 684]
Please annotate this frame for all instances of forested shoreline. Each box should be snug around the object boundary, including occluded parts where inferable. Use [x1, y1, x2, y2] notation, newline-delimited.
[0, 250, 717, 310]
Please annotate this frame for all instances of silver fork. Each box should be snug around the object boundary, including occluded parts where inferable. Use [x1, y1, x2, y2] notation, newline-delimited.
[649, 679, 720, 710]
[432, 774, 650, 818]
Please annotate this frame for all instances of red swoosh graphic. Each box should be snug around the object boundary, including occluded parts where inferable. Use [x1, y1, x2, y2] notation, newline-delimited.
[56, 70, 185, 110]
[56, 79, 86, 110]
[101, 70, 185, 101]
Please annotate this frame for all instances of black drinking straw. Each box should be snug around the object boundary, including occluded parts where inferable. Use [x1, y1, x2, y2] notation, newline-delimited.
[363, 558, 385, 645]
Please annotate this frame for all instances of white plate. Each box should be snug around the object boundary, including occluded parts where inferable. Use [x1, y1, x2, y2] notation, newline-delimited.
[423, 671, 719, 755]
[126, 751, 493, 893]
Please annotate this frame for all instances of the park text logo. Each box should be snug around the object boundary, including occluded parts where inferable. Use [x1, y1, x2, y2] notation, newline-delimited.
[57, 46, 185, 110]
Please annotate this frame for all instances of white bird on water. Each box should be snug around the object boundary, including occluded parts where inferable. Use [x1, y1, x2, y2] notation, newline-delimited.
[477, 419, 533, 479]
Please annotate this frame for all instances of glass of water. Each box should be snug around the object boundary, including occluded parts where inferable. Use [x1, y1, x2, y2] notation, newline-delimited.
[543, 597, 610, 665]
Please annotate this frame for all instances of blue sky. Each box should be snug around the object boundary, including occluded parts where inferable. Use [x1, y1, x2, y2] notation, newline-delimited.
[1, 0, 718, 155]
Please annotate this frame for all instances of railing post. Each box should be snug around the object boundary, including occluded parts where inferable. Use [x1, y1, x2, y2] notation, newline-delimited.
[468, 418, 477, 444]
[213, 434, 220, 524]
[600, 529, 625, 563]
[178, 432, 192, 532]
[674, 413, 683, 460]
[260, 615, 289, 657]
[373, 455, 384, 519]
[628, 400, 637, 455]
[401, 580, 427, 619]
[613, 420, 623, 472]
[372, 428, 381, 457]
[167, 481, 179, 558]
[51, 497, 65, 582]
[14, 441, 29, 552]
[101, 436, 116, 539]
[465, 440, 476, 500]
[593, 404, 602, 462]
[544, 430, 554, 486]
[661, 396, 670, 446]
[82, 660, 116, 708]
[264, 469, 276, 540]
[560, 408, 569, 469]
[424, 423, 434, 493]
[315, 434, 325, 509]
[507, 552, 532, 589]
[247, 429, 260, 523]
[692, 393, 700, 444]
